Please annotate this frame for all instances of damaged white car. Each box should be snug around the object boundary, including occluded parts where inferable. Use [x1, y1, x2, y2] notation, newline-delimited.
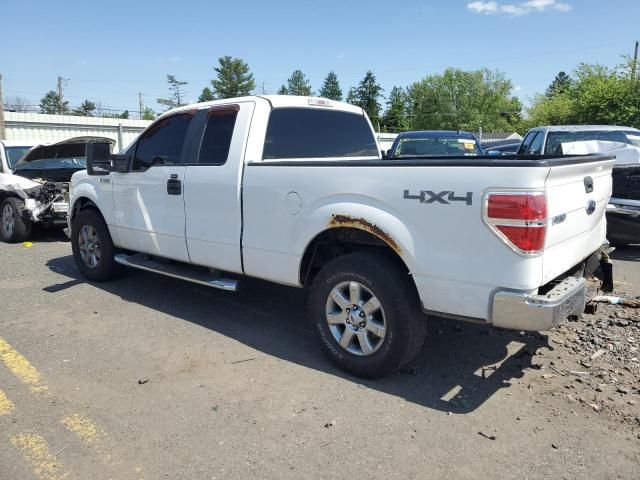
[0, 136, 115, 243]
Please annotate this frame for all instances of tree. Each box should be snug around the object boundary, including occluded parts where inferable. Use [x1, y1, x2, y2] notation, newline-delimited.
[142, 107, 156, 120]
[346, 87, 358, 105]
[198, 87, 214, 103]
[526, 93, 576, 127]
[119, 110, 130, 119]
[527, 60, 640, 128]
[4, 96, 30, 112]
[156, 74, 188, 111]
[546, 71, 572, 97]
[72, 100, 96, 116]
[382, 87, 409, 132]
[277, 85, 288, 95]
[408, 68, 521, 132]
[210, 56, 255, 99]
[40, 90, 69, 114]
[352, 71, 384, 122]
[285, 70, 312, 96]
[318, 71, 342, 101]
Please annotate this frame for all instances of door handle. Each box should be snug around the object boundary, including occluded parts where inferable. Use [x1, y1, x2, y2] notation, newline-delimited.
[584, 176, 594, 193]
[167, 178, 182, 195]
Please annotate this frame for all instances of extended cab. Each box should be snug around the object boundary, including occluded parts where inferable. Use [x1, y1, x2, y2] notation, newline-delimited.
[69, 96, 614, 378]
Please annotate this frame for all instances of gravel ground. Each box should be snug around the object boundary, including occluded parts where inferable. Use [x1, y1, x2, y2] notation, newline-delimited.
[0, 229, 638, 480]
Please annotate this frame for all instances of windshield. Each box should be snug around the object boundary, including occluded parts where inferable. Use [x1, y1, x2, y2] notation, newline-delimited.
[4, 146, 32, 169]
[391, 137, 481, 157]
[545, 130, 640, 154]
[13, 143, 87, 171]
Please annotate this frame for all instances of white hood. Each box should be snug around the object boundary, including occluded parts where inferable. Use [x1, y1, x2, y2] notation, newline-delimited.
[0, 172, 41, 192]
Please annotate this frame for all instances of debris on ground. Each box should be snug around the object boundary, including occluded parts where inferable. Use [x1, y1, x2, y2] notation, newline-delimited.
[527, 290, 640, 432]
[592, 295, 640, 308]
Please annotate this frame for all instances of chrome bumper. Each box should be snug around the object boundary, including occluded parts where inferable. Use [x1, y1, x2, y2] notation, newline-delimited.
[492, 276, 586, 331]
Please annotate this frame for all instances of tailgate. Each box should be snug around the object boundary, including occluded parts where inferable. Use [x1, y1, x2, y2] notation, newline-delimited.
[542, 158, 614, 284]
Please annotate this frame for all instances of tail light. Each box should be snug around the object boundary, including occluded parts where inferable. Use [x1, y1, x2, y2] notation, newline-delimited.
[484, 192, 547, 254]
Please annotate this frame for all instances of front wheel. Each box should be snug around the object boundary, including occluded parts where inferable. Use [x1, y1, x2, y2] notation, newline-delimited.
[71, 209, 121, 282]
[309, 251, 427, 379]
[0, 197, 32, 243]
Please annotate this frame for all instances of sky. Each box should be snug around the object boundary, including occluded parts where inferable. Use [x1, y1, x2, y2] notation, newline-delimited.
[1, 0, 638, 116]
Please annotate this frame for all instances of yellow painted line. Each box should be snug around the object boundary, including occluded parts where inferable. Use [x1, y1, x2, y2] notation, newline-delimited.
[11, 433, 70, 480]
[61, 414, 101, 443]
[0, 337, 41, 385]
[0, 388, 15, 415]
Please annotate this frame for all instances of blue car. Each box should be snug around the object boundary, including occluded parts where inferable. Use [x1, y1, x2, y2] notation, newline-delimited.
[385, 130, 483, 158]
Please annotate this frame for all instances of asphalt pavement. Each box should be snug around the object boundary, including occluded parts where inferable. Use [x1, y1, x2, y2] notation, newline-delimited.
[0, 229, 638, 479]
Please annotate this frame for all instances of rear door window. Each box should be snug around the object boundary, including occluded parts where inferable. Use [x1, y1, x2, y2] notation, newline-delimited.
[197, 108, 238, 165]
[263, 108, 378, 159]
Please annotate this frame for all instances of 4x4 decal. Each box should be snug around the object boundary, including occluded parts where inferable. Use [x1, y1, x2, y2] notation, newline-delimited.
[403, 190, 473, 206]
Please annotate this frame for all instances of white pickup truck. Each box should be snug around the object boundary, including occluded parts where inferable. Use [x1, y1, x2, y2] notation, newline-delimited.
[68, 96, 614, 378]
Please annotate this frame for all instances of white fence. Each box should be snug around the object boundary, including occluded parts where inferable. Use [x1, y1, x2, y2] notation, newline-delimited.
[3, 112, 151, 151]
[377, 133, 398, 151]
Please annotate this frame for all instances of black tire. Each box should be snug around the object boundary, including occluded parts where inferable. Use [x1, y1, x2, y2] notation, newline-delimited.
[309, 251, 427, 379]
[71, 208, 121, 282]
[0, 197, 32, 243]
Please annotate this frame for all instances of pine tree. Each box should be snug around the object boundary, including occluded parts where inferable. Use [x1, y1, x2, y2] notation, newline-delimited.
[198, 87, 215, 102]
[210, 56, 256, 99]
[156, 74, 188, 111]
[318, 71, 342, 101]
[72, 100, 96, 117]
[346, 87, 358, 105]
[40, 90, 69, 114]
[353, 71, 383, 121]
[382, 87, 409, 132]
[286, 70, 312, 96]
[546, 71, 572, 97]
[277, 85, 288, 95]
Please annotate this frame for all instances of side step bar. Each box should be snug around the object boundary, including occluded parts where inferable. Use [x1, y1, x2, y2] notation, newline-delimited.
[114, 253, 239, 292]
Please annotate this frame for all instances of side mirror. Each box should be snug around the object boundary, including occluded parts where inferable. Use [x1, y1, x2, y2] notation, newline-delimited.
[381, 150, 387, 159]
[86, 142, 129, 175]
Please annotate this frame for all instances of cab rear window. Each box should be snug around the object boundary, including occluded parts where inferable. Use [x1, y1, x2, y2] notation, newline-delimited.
[263, 108, 378, 159]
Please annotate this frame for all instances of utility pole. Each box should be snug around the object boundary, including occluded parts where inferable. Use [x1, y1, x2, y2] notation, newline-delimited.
[139, 92, 144, 119]
[632, 40, 639, 82]
[57, 76, 63, 114]
[56, 76, 69, 114]
[0, 74, 5, 139]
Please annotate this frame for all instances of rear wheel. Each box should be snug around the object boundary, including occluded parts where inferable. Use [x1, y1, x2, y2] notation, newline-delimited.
[71, 209, 121, 281]
[309, 251, 427, 378]
[0, 197, 32, 243]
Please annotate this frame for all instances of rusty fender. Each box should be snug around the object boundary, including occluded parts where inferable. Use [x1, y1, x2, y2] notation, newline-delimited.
[328, 214, 402, 255]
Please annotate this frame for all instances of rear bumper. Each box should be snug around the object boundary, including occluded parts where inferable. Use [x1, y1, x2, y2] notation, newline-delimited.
[607, 199, 640, 245]
[492, 276, 586, 331]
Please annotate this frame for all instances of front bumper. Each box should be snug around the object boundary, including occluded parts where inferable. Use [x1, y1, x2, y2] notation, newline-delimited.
[492, 276, 586, 331]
